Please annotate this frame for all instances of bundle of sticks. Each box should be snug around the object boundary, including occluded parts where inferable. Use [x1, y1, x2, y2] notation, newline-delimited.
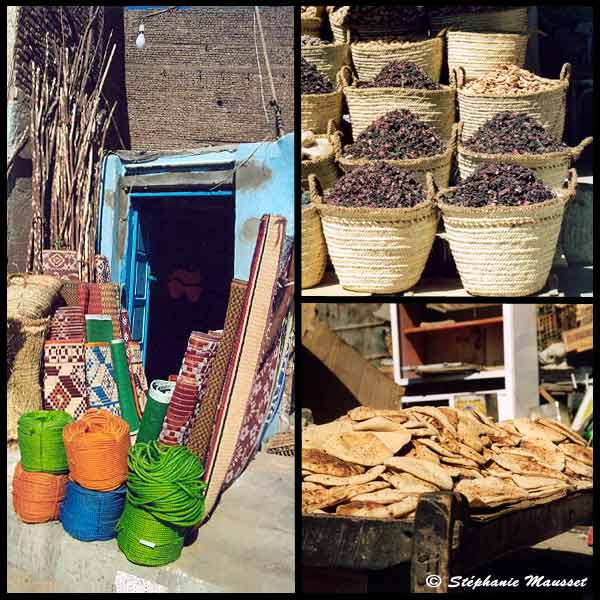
[27, 7, 116, 281]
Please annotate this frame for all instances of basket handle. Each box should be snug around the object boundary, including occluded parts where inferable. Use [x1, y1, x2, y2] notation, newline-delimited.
[326, 119, 336, 137]
[569, 136, 593, 160]
[560, 63, 572, 82]
[331, 130, 343, 163]
[338, 65, 355, 89]
[451, 66, 466, 90]
[436, 27, 448, 39]
[449, 123, 458, 150]
[426, 172, 438, 199]
[308, 174, 324, 205]
[457, 121, 465, 145]
[564, 168, 578, 200]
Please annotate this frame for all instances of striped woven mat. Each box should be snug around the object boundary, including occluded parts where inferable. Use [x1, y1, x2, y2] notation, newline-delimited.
[85, 343, 121, 416]
[48, 306, 85, 341]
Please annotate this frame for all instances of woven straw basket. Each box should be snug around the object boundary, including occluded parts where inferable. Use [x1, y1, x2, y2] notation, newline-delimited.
[302, 42, 349, 84]
[447, 31, 529, 83]
[429, 7, 529, 35]
[342, 66, 456, 141]
[301, 15, 322, 38]
[437, 169, 577, 296]
[310, 173, 438, 294]
[7, 274, 63, 320]
[349, 33, 444, 83]
[456, 63, 571, 142]
[338, 124, 457, 191]
[302, 120, 342, 192]
[301, 204, 328, 289]
[301, 70, 343, 134]
[457, 122, 593, 190]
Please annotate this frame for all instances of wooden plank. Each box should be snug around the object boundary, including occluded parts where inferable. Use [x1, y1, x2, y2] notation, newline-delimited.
[404, 316, 503, 335]
[302, 513, 414, 570]
[562, 324, 593, 353]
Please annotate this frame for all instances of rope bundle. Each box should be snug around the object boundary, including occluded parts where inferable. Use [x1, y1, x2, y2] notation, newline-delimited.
[117, 441, 206, 566]
[18, 410, 74, 473]
[60, 480, 127, 541]
[12, 462, 68, 523]
[63, 409, 130, 491]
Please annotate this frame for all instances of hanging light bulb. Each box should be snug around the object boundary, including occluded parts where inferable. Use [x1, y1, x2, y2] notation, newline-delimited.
[136, 23, 145, 49]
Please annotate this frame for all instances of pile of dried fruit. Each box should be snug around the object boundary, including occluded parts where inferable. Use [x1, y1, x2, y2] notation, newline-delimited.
[326, 163, 426, 209]
[360, 61, 441, 90]
[301, 35, 325, 47]
[445, 164, 556, 207]
[302, 406, 592, 520]
[428, 5, 519, 17]
[334, 5, 427, 29]
[464, 112, 567, 155]
[464, 64, 558, 96]
[301, 58, 335, 95]
[344, 110, 446, 160]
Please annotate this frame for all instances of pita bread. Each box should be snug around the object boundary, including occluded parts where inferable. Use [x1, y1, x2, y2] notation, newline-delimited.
[347, 407, 408, 422]
[302, 417, 354, 450]
[387, 496, 419, 518]
[455, 477, 529, 508]
[559, 443, 593, 466]
[568, 476, 593, 491]
[457, 422, 485, 453]
[439, 434, 487, 465]
[346, 481, 390, 498]
[304, 465, 385, 487]
[352, 417, 410, 433]
[483, 464, 514, 479]
[511, 474, 568, 490]
[519, 437, 565, 472]
[335, 501, 392, 518]
[371, 431, 412, 454]
[417, 437, 461, 459]
[537, 418, 586, 446]
[302, 481, 389, 513]
[493, 453, 568, 481]
[322, 432, 395, 466]
[302, 470, 312, 477]
[380, 471, 439, 493]
[302, 482, 326, 492]
[410, 406, 457, 436]
[512, 418, 565, 443]
[413, 441, 441, 464]
[564, 458, 593, 478]
[351, 489, 413, 504]
[496, 420, 522, 437]
[527, 484, 570, 499]
[439, 455, 480, 468]
[405, 424, 439, 437]
[302, 448, 365, 477]
[384, 457, 453, 490]
[446, 466, 483, 479]
[438, 406, 459, 428]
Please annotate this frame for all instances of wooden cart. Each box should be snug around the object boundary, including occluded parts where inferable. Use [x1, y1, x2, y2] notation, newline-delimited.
[303, 491, 592, 593]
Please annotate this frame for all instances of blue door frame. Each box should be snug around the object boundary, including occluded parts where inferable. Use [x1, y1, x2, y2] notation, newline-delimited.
[124, 190, 234, 367]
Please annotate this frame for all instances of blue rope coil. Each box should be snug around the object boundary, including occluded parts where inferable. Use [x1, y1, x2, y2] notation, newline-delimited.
[59, 480, 127, 541]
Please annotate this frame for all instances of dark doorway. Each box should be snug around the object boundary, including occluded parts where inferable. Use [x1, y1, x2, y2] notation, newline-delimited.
[135, 193, 235, 383]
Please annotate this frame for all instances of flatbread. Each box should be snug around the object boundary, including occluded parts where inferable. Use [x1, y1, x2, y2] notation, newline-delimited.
[413, 441, 441, 464]
[438, 406, 459, 428]
[302, 481, 389, 513]
[439, 433, 488, 465]
[302, 417, 354, 450]
[559, 443, 593, 466]
[446, 466, 483, 479]
[302, 448, 365, 477]
[537, 418, 586, 446]
[351, 489, 414, 504]
[493, 453, 568, 481]
[302, 470, 311, 477]
[439, 455, 480, 468]
[512, 419, 565, 443]
[302, 482, 326, 492]
[380, 471, 439, 493]
[417, 437, 461, 459]
[372, 431, 412, 454]
[322, 432, 395, 466]
[346, 481, 390, 498]
[564, 458, 593, 478]
[335, 501, 391, 518]
[511, 474, 568, 490]
[384, 457, 453, 491]
[410, 406, 457, 436]
[518, 437, 565, 472]
[352, 417, 411, 433]
[304, 465, 385, 487]
[455, 476, 529, 508]
[347, 407, 408, 422]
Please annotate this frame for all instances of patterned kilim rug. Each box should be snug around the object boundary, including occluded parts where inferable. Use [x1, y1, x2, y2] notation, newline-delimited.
[85, 343, 121, 416]
[48, 307, 86, 341]
[186, 280, 247, 464]
[200, 214, 287, 523]
[43, 341, 88, 419]
[126, 341, 148, 418]
[42, 250, 79, 281]
[94, 255, 111, 284]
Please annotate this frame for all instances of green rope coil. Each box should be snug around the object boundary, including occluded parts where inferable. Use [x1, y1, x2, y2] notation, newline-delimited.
[117, 441, 206, 566]
[126, 441, 207, 527]
[116, 503, 185, 566]
[18, 410, 74, 473]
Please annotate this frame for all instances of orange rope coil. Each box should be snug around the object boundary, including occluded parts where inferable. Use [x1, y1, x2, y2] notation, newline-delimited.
[63, 409, 130, 491]
[12, 462, 68, 523]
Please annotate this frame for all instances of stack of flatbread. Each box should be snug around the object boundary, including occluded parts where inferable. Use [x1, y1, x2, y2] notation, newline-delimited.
[302, 406, 593, 521]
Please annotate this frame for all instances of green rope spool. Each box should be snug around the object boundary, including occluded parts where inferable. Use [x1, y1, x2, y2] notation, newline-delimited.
[85, 315, 113, 343]
[136, 380, 174, 444]
[110, 340, 140, 434]
[18, 410, 74, 473]
[117, 441, 206, 566]
[116, 503, 185, 566]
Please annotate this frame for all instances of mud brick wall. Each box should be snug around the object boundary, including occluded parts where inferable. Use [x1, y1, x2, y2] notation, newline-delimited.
[124, 6, 294, 149]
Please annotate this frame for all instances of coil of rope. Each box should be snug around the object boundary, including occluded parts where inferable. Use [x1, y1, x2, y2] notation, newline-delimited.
[116, 441, 206, 566]
[62, 409, 130, 491]
[18, 410, 74, 473]
[12, 461, 68, 523]
[60, 480, 127, 541]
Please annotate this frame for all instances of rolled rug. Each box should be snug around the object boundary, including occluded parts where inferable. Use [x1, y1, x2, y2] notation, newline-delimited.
[111, 340, 140, 435]
[85, 314, 113, 343]
[137, 380, 175, 444]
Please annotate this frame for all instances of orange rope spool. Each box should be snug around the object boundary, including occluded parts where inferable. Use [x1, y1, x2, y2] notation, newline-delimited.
[63, 409, 130, 491]
[12, 462, 68, 523]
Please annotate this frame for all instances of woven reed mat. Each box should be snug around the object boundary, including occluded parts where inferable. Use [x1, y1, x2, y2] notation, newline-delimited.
[159, 331, 221, 447]
[85, 343, 121, 416]
[42, 250, 79, 281]
[222, 238, 294, 489]
[7, 317, 50, 442]
[48, 307, 85, 341]
[43, 341, 88, 420]
[126, 341, 148, 418]
[84, 283, 121, 339]
[200, 214, 287, 523]
[187, 279, 248, 464]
